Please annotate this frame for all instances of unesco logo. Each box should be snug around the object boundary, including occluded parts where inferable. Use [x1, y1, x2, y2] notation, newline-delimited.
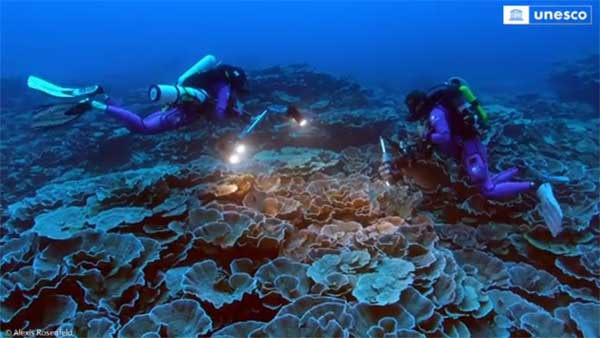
[503, 5, 592, 25]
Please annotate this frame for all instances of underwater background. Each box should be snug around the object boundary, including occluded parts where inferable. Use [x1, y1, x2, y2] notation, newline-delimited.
[1, 1, 599, 337]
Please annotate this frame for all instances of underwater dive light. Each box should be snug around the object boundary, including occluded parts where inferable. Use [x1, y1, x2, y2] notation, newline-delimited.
[225, 109, 269, 165]
[226, 142, 246, 165]
[234, 143, 246, 154]
[286, 105, 307, 126]
[228, 153, 242, 164]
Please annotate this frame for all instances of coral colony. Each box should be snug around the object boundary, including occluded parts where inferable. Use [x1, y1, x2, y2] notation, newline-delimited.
[1, 59, 599, 337]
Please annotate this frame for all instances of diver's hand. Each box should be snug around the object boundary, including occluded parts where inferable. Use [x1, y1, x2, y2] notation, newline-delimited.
[422, 129, 432, 142]
[414, 140, 434, 159]
[418, 124, 435, 145]
[239, 110, 252, 123]
[415, 140, 428, 153]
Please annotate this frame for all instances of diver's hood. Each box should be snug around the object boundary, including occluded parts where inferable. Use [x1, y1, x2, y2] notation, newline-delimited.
[222, 65, 249, 94]
[405, 90, 427, 122]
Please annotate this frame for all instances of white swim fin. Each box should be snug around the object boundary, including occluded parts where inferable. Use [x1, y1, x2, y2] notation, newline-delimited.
[28, 75, 102, 98]
[536, 183, 564, 237]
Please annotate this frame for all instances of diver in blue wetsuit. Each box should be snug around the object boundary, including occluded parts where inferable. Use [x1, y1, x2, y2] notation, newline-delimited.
[380, 77, 564, 236]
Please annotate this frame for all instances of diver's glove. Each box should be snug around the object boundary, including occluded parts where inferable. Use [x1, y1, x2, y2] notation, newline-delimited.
[417, 139, 432, 154]
[238, 109, 253, 123]
[412, 138, 434, 160]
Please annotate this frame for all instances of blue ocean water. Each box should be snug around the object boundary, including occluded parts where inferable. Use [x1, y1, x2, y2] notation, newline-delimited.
[2, 1, 598, 92]
[1, 1, 599, 338]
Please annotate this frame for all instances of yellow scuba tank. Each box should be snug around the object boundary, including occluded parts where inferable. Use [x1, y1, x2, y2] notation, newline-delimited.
[447, 76, 489, 125]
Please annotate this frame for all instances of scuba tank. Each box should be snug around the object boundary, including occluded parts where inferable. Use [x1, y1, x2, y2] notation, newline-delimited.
[147, 55, 217, 106]
[447, 76, 489, 125]
[148, 84, 208, 105]
[177, 54, 218, 85]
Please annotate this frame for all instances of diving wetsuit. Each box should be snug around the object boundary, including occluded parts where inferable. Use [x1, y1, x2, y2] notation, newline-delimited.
[423, 86, 535, 199]
[103, 80, 241, 135]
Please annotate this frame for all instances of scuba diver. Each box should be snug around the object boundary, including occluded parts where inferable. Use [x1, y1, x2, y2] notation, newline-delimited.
[28, 54, 308, 163]
[380, 77, 564, 237]
[31, 55, 250, 134]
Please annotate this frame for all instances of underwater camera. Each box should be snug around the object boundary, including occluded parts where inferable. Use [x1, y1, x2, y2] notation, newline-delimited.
[286, 105, 308, 126]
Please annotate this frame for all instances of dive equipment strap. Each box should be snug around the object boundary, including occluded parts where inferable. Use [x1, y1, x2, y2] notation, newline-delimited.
[28, 75, 102, 99]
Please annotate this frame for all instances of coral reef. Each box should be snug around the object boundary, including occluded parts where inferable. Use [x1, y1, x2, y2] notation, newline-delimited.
[548, 54, 599, 110]
[1, 63, 599, 337]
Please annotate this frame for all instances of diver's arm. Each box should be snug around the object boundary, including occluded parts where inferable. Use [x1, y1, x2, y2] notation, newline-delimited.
[226, 91, 252, 122]
[211, 81, 231, 120]
[428, 106, 451, 145]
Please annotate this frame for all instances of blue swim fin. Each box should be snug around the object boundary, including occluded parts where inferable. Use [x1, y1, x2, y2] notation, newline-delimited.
[536, 183, 564, 237]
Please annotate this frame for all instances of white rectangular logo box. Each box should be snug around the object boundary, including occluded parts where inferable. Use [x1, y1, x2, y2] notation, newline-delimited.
[503, 5, 530, 25]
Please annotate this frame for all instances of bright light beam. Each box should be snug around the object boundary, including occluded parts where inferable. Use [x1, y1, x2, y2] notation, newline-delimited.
[228, 154, 241, 164]
[235, 143, 246, 154]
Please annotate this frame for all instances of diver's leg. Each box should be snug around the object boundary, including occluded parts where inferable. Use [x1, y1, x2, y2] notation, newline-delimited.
[98, 101, 188, 135]
[142, 107, 200, 133]
[463, 140, 563, 234]
[103, 105, 160, 134]
[463, 139, 534, 199]
[491, 167, 519, 184]
[481, 181, 534, 199]
[462, 138, 489, 185]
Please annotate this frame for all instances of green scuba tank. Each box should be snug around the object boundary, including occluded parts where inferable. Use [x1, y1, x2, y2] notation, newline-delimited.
[458, 85, 489, 124]
[447, 76, 489, 125]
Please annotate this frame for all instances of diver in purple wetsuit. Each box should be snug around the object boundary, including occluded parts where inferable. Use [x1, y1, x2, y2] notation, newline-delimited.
[380, 77, 564, 236]
[412, 89, 532, 199]
[82, 57, 250, 134]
